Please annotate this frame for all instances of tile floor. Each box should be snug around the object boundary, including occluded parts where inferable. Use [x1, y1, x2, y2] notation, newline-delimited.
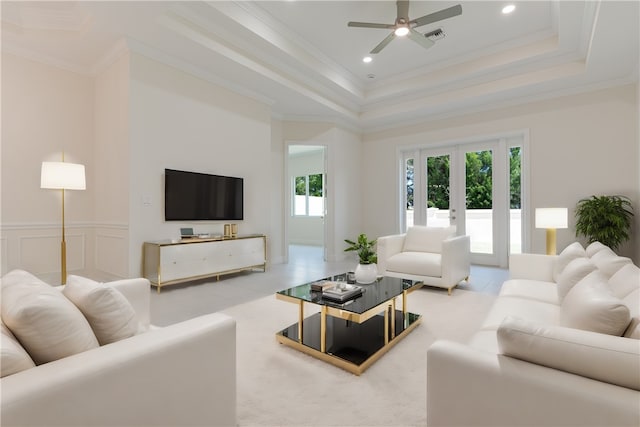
[150, 245, 509, 326]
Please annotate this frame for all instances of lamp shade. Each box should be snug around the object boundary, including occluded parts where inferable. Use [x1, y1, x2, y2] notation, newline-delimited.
[41, 162, 86, 190]
[535, 208, 568, 229]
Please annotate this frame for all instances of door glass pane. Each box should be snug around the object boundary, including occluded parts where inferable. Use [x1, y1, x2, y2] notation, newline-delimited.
[405, 158, 414, 227]
[510, 146, 522, 254]
[294, 176, 306, 215]
[308, 173, 324, 216]
[426, 155, 450, 227]
[465, 150, 493, 253]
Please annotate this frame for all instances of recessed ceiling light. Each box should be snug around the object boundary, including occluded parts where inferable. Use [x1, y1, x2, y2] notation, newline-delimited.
[363, 56, 372, 63]
[502, 4, 516, 14]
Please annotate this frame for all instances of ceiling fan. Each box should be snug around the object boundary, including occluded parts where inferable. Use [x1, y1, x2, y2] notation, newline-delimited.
[348, 0, 462, 54]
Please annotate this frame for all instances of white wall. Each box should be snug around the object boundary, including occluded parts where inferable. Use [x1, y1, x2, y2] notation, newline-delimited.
[1, 53, 96, 282]
[270, 119, 285, 264]
[93, 52, 130, 278]
[127, 53, 272, 276]
[363, 84, 639, 262]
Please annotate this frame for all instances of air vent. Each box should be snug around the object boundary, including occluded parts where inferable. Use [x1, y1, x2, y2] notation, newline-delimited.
[425, 28, 445, 41]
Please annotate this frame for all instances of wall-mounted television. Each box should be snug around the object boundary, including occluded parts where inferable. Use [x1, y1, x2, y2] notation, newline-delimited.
[164, 168, 243, 221]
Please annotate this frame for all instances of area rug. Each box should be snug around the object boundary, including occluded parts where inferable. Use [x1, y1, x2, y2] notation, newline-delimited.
[220, 287, 496, 426]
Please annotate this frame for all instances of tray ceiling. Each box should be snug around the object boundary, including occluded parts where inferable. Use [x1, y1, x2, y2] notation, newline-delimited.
[2, 1, 638, 132]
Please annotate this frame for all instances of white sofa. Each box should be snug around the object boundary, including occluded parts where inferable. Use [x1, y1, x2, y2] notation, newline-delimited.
[1, 270, 236, 427]
[427, 242, 640, 426]
[377, 226, 470, 294]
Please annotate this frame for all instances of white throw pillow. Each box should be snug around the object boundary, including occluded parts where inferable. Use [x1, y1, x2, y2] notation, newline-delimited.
[607, 263, 640, 299]
[1, 322, 35, 377]
[624, 317, 640, 339]
[553, 242, 586, 282]
[561, 271, 631, 336]
[585, 241, 609, 258]
[403, 226, 455, 254]
[590, 248, 632, 279]
[556, 257, 597, 302]
[63, 275, 139, 345]
[1, 270, 99, 365]
[498, 316, 640, 391]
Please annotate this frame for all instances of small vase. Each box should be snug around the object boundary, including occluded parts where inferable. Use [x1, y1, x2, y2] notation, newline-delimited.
[355, 263, 378, 284]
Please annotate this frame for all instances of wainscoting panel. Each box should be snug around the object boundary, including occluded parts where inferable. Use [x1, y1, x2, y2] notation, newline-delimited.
[19, 233, 86, 274]
[1, 237, 7, 274]
[95, 231, 128, 278]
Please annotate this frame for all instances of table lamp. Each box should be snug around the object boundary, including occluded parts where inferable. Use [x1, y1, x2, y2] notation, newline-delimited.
[41, 159, 86, 284]
[535, 208, 568, 255]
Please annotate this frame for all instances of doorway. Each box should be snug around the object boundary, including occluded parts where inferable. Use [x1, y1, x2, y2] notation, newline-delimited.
[286, 144, 327, 262]
[402, 134, 525, 267]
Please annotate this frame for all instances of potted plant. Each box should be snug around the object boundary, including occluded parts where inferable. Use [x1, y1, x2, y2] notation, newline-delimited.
[575, 195, 634, 251]
[344, 234, 378, 284]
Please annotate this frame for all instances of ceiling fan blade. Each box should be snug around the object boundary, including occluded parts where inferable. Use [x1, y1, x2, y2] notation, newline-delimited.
[410, 4, 462, 28]
[396, 0, 410, 21]
[408, 28, 435, 50]
[370, 32, 396, 54]
[348, 21, 395, 29]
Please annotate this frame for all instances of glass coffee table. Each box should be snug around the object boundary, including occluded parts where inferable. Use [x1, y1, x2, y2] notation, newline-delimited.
[275, 273, 423, 375]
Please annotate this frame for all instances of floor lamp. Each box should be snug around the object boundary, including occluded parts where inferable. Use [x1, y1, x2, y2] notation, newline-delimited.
[41, 159, 86, 284]
[535, 208, 568, 255]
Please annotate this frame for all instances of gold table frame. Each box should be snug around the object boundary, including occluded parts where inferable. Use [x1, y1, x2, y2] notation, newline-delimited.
[276, 282, 423, 375]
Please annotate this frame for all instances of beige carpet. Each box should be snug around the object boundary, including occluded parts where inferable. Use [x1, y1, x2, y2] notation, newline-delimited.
[221, 287, 496, 426]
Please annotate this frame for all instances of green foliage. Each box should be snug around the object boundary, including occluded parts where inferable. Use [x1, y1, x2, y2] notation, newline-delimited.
[575, 195, 634, 250]
[465, 151, 492, 209]
[308, 174, 323, 197]
[344, 234, 378, 264]
[510, 147, 521, 209]
[406, 158, 414, 209]
[296, 174, 323, 197]
[295, 176, 306, 195]
[427, 155, 450, 209]
[405, 147, 522, 210]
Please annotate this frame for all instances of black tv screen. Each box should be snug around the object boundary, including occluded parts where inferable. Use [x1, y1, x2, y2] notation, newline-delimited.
[164, 169, 243, 221]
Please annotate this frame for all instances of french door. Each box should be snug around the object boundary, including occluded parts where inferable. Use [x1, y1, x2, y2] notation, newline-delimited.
[402, 136, 524, 267]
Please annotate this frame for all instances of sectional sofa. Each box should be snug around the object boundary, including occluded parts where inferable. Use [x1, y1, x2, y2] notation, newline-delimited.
[1, 270, 236, 426]
[427, 241, 640, 426]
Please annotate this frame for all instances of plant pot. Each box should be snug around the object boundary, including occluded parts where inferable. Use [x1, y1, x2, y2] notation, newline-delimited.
[355, 263, 378, 284]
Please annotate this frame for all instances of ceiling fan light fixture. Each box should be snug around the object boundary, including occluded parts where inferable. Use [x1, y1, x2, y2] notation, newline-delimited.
[394, 26, 409, 37]
[363, 56, 372, 63]
[502, 4, 516, 14]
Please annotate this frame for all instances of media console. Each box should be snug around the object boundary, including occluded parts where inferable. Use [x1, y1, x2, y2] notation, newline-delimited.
[143, 234, 266, 293]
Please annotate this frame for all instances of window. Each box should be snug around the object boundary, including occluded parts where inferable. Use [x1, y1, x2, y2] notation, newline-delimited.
[293, 174, 324, 216]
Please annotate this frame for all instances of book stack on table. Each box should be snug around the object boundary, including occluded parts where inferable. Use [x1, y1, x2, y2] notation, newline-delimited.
[321, 283, 363, 302]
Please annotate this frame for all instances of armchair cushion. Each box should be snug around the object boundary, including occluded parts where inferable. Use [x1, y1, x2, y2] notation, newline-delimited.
[387, 252, 441, 277]
[63, 275, 140, 345]
[402, 226, 455, 253]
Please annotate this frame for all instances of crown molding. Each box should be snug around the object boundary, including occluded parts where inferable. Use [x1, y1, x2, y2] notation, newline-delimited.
[1, 42, 91, 75]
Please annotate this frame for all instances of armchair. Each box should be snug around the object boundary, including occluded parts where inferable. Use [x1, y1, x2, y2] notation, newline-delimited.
[377, 226, 470, 295]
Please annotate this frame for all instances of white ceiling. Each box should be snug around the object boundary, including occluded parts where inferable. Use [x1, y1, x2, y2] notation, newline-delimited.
[2, 1, 638, 133]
